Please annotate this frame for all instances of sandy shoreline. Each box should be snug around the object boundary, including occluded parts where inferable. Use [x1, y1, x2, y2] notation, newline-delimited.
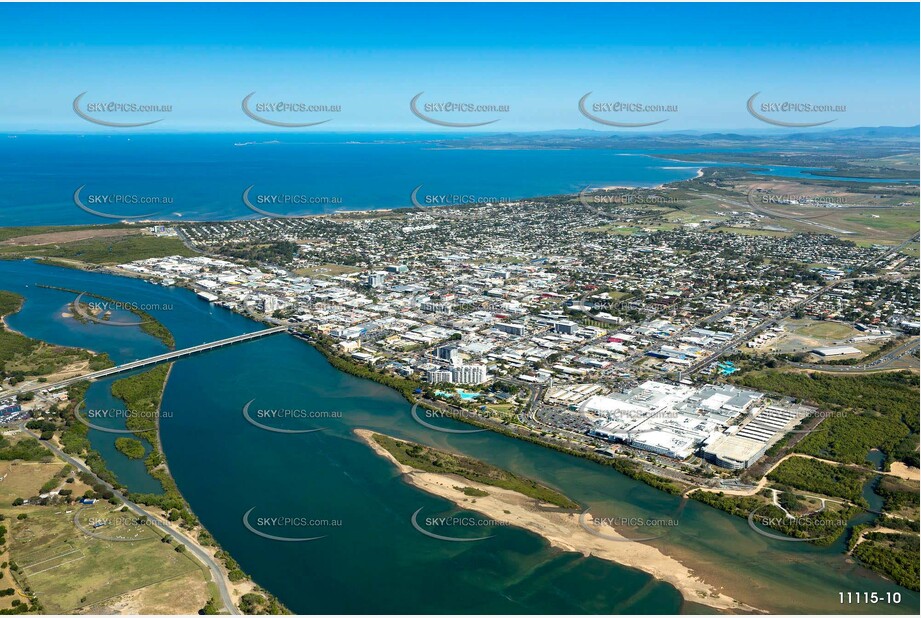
[889, 462, 921, 481]
[0, 311, 26, 337]
[599, 167, 703, 191]
[355, 429, 760, 614]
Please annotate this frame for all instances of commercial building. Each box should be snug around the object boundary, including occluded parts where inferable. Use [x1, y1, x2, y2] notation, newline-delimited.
[701, 435, 767, 470]
[435, 345, 460, 365]
[367, 272, 387, 288]
[495, 322, 527, 336]
[421, 301, 454, 315]
[812, 345, 862, 357]
[582, 381, 795, 465]
[451, 364, 488, 385]
[425, 368, 454, 384]
[553, 320, 578, 335]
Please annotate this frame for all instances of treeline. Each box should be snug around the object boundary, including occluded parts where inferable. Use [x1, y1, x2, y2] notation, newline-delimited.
[0, 290, 24, 317]
[876, 476, 921, 514]
[110, 364, 170, 445]
[373, 433, 580, 509]
[58, 382, 123, 490]
[106, 364, 199, 527]
[736, 370, 919, 468]
[114, 437, 146, 459]
[852, 532, 920, 591]
[0, 437, 49, 462]
[690, 489, 857, 546]
[309, 332, 422, 399]
[767, 457, 870, 505]
[238, 591, 290, 615]
[2, 235, 193, 265]
[0, 290, 36, 374]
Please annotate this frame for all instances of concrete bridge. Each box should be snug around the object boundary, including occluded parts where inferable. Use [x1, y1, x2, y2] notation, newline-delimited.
[22, 325, 290, 393]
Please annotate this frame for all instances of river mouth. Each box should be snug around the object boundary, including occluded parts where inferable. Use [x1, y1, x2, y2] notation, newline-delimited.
[1, 259, 917, 614]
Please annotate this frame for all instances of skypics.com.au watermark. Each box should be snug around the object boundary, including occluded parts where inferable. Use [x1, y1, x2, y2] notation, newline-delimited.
[410, 92, 509, 127]
[85, 515, 170, 530]
[411, 507, 510, 542]
[241, 93, 341, 127]
[71, 292, 172, 327]
[579, 509, 678, 542]
[579, 186, 682, 221]
[73, 92, 172, 127]
[83, 300, 174, 313]
[409, 184, 515, 219]
[243, 507, 341, 542]
[74, 512, 174, 542]
[579, 93, 677, 127]
[746, 187, 854, 221]
[74, 403, 172, 434]
[242, 399, 341, 434]
[242, 185, 343, 218]
[756, 407, 848, 435]
[409, 403, 487, 435]
[747, 92, 845, 127]
[73, 185, 170, 220]
[747, 504, 849, 542]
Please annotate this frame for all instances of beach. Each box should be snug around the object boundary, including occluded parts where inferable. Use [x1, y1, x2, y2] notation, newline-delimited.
[355, 429, 760, 614]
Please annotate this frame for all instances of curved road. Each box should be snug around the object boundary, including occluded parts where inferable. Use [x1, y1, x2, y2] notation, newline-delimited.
[21, 426, 240, 615]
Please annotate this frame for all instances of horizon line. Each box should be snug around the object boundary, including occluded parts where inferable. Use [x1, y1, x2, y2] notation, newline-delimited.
[3, 125, 919, 136]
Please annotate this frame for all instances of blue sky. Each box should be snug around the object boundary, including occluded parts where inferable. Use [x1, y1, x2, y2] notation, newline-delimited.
[1, 2, 918, 132]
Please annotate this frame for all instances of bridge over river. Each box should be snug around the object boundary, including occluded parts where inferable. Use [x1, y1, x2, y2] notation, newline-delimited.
[19, 325, 290, 393]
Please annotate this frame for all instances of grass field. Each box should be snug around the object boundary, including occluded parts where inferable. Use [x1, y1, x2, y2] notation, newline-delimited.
[484, 403, 517, 422]
[9, 504, 204, 613]
[793, 321, 857, 340]
[0, 436, 211, 614]
[0, 460, 67, 505]
[81, 569, 211, 614]
[752, 318, 864, 356]
[712, 226, 793, 237]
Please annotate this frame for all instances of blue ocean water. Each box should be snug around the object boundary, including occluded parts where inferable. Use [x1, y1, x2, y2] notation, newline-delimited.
[0, 134, 706, 225]
[3, 134, 910, 226]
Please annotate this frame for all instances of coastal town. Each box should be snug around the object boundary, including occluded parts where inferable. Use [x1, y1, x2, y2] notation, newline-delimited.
[2, 164, 918, 614]
[0, 2, 918, 616]
[105, 181, 919, 485]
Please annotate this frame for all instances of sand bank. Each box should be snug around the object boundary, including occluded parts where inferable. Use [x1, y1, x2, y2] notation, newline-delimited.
[355, 429, 760, 613]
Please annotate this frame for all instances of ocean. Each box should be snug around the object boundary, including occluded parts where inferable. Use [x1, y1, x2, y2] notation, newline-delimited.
[0, 134, 706, 226]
